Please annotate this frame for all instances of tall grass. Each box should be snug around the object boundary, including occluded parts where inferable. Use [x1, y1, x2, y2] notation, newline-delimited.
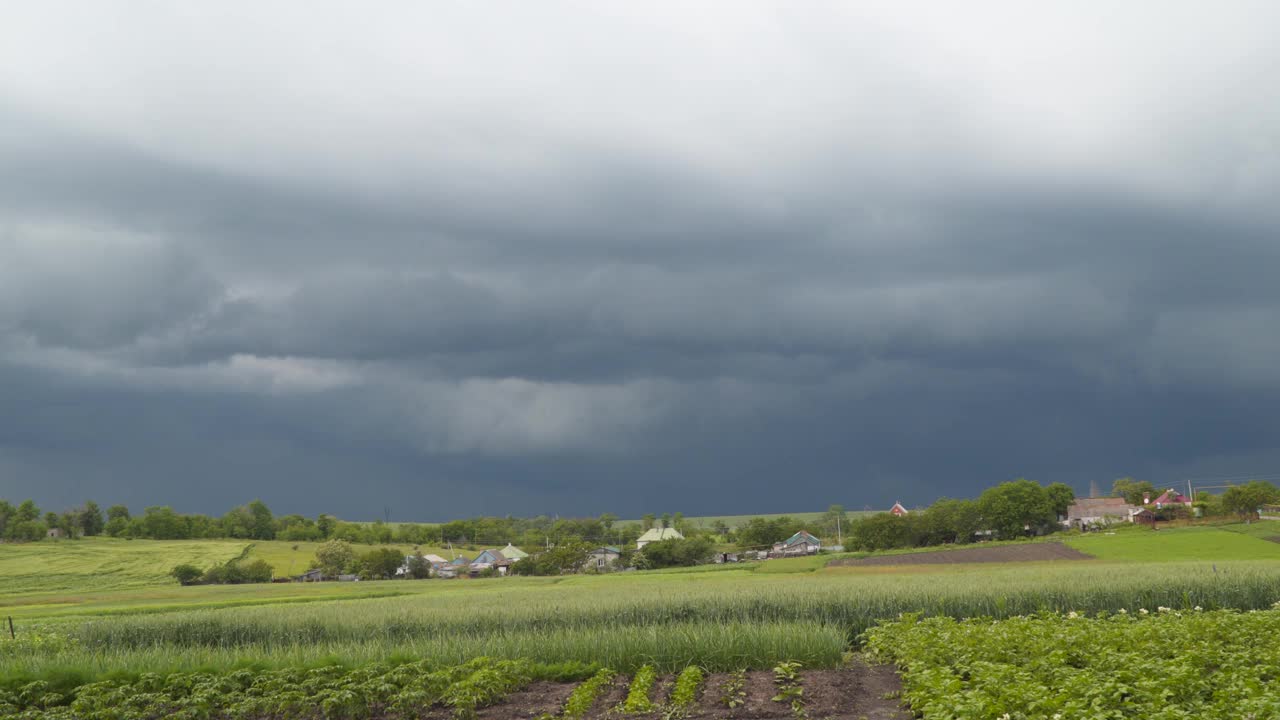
[72, 560, 1280, 650]
[1, 621, 844, 680]
[8, 559, 1280, 687]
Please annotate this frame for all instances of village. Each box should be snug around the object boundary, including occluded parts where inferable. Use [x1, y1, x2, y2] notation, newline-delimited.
[291, 527, 832, 582]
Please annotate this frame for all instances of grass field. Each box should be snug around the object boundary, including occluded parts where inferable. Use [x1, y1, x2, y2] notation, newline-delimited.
[1064, 524, 1280, 561]
[618, 510, 876, 530]
[0, 538, 251, 596]
[244, 540, 469, 576]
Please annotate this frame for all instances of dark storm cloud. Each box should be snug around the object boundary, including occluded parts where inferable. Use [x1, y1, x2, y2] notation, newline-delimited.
[2, 2, 1280, 517]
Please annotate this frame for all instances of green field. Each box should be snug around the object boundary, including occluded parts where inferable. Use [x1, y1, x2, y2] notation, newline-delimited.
[619, 509, 876, 530]
[1065, 523, 1280, 561]
[0, 538, 251, 596]
[6, 524, 1280, 718]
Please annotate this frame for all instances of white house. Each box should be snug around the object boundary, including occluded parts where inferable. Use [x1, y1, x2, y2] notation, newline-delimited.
[636, 527, 684, 549]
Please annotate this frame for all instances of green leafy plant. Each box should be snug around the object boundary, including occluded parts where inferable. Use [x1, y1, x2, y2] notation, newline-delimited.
[663, 665, 704, 719]
[562, 667, 614, 719]
[771, 661, 805, 718]
[720, 669, 747, 709]
[620, 664, 658, 713]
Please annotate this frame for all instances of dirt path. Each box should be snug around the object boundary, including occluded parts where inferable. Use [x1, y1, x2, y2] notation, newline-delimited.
[829, 541, 1092, 567]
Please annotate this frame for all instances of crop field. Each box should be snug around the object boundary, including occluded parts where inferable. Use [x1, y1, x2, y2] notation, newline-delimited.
[867, 608, 1280, 718]
[5, 524, 1280, 718]
[0, 538, 251, 596]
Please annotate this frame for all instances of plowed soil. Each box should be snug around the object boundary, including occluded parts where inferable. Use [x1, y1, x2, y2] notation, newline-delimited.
[829, 541, 1092, 567]
[494, 661, 906, 717]
[371, 662, 908, 719]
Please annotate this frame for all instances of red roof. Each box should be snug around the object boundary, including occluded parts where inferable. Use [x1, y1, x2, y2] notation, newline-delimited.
[1153, 489, 1190, 505]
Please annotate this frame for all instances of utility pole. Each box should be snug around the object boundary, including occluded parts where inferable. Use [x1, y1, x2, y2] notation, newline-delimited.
[836, 514, 842, 548]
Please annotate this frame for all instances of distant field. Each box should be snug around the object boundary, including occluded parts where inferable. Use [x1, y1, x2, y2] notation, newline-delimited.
[0, 538, 250, 596]
[619, 510, 877, 530]
[1064, 525, 1280, 561]
[244, 540, 472, 576]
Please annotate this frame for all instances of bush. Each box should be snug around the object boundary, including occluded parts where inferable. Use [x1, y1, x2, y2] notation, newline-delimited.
[637, 537, 715, 568]
[169, 564, 203, 586]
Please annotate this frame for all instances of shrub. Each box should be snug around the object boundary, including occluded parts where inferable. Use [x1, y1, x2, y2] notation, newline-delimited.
[169, 564, 203, 586]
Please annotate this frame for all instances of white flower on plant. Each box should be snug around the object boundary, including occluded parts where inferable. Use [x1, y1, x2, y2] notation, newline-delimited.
[1194, 606, 1203, 611]
[1157, 606, 1171, 613]
[1117, 608, 1127, 614]
[1139, 608, 1149, 615]
[1067, 611, 1079, 619]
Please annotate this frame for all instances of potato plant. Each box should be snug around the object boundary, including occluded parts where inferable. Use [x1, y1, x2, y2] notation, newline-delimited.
[866, 608, 1280, 719]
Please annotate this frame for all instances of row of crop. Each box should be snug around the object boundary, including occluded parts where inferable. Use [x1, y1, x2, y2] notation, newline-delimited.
[864, 608, 1280, 719]
[0, 620, 845, 690]
[2, 657, 800, 720]
[70, 561, 1280, 652]
[0, 656, 594, 720]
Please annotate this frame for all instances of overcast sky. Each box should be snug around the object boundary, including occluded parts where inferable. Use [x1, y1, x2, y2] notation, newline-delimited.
[2, 2, 1278, 520]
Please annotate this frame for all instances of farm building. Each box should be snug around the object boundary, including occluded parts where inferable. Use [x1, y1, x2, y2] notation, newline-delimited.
[500, 543, 529, 561]
[587, 546, 621, 570]
[1064, 497, 1141, 530]
[772, 530, 821, 556]
[295, 568, 325, 582]
[636, 527, 684, 549]
[1152, 489, 1192, 508]
[889, 502, 909, 517]
[469, 549, 507, 573]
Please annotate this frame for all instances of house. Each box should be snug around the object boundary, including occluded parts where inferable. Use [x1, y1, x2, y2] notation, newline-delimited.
[469, 549, 507, 573]
[587, 546, 621, 570]
[772, 530, 822, 556]
[295, 568, 326, 582]
[1152, 489, 1192, 508]
[46, 528, 64, 539]
[396, 553, 453, 578]
[1064, 497, 1140, 530]
[436, 566, 458, 579]
[500, 543, 529, 562]
[713, 552, 740, 564]
[337, 574, 359, 582]
[1132, 507, 1157, 526]
[636, 527, 684, 549]
[889, 502, 909, 517]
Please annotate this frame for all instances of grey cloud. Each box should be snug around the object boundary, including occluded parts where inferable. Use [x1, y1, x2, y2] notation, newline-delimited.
[2, 2, 1280, 517]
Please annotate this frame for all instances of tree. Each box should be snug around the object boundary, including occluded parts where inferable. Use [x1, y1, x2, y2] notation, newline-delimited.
[711, 520, 730, 538]
[358, 547, 404, 579]
[636, 536, 715, 568]
[314, 539, 355, 577]
[598, 513, 618, 534]
[660, 513, 672, 530]
[1222, 481, 1280, 521]
[978, 479, 1056, 539]
[1045, 483, 1076, 518]
[15, 500, 40, 523]
[78, 501, 105, 536]
[170, 564, 203, 585]
[641, 513, 656, 531]
[105, 505, 131, 537]
[820, 505, 849, 539]
[406, 551, 432, 579]
[141, 506, 188, 539]
[1111, 477, 1158, 506]
[847, 513, 914, 551]
[316, 514, 337, 539]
